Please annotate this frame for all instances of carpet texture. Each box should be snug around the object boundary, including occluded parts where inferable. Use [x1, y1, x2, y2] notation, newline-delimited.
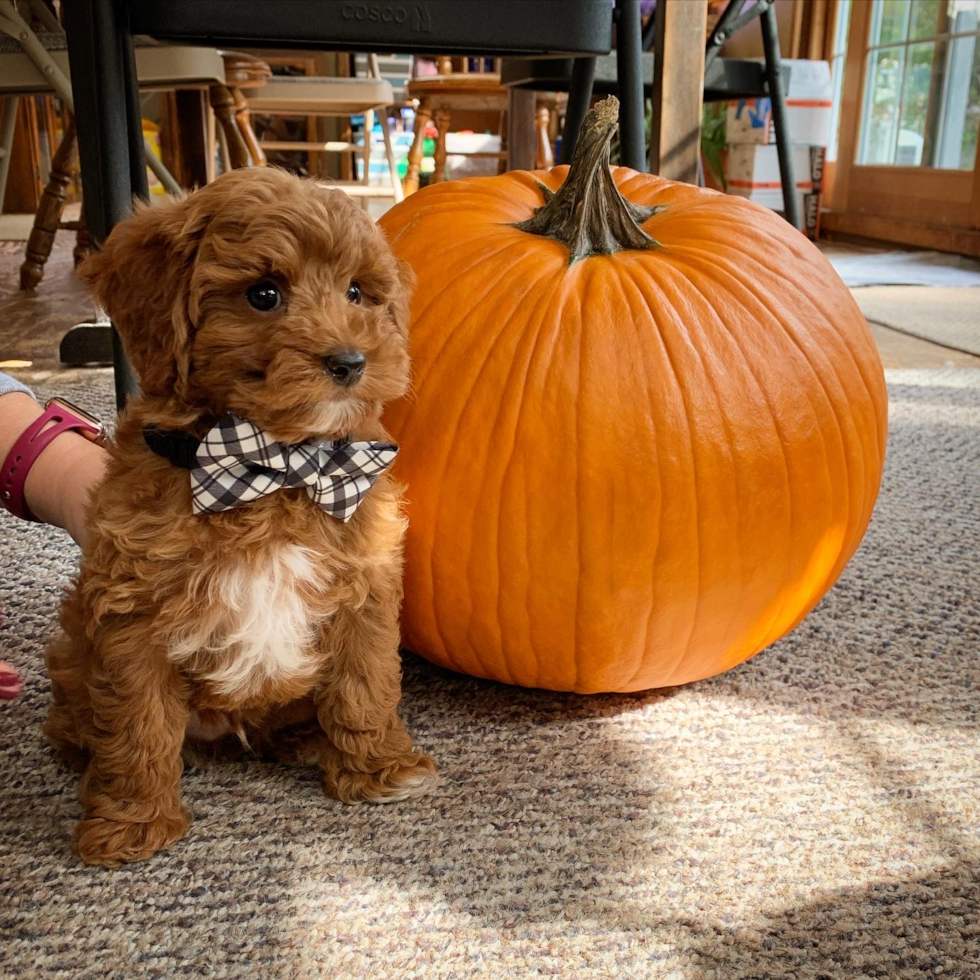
[854, 287, 980, 358]
[1, 369, 978, 980]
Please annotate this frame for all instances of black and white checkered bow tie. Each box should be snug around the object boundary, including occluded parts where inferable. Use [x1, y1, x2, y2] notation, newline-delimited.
[189, 413, 397, 521]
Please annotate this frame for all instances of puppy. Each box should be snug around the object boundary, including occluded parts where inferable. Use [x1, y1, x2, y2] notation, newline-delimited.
[46, 168, 436, 867]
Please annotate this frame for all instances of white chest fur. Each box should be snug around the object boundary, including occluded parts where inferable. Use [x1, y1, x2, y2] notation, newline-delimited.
[168, 544, 330, 699]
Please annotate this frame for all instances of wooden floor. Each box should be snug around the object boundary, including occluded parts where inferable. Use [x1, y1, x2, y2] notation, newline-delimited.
[1, 226, 979, 383]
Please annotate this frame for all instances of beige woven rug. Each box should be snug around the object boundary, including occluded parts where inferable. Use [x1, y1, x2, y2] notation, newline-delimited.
[853, 287, 980, 358]
[1, 369, 978, 980]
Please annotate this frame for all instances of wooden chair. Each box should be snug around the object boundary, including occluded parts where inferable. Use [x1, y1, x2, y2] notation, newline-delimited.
[0, 3, 234, 289]
[246, 53, 402, 204]
[404, 56, 555, 195]
[213, 50, 272, 169]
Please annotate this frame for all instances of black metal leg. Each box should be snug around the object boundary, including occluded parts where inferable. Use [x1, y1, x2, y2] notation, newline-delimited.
[760, 1, 800, 231]
[63, 0, 142, 407]
[561, 57, 596, 164]
[615, 0, 646, 171]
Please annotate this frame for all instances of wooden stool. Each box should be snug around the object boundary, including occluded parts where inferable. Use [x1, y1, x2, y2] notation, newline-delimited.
[404, 73, 554, 195]
[246, 57, 402, 204]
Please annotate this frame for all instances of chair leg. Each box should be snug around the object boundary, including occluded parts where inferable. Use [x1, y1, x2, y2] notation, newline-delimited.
[562, 58, 596, 164]
[432, 107, 450, 184]
[615, 0, 646, 171]
[62, 0, 142, 405]
[209, 84, 251, 169]
[367, 53, 402, 203]
[360, 106, 374, 208]
[760, 2, 800, 230]
[404, 97, 432, 195]
[377, 108, 403, 204]
[0, 96, 20, 214]
[535, 105, 554, 168]
[20, 114, 77, 290]
[232, 87, 266, 167]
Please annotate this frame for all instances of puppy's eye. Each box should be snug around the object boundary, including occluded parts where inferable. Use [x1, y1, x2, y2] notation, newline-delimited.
[246, 281, 281, 312]
[346, 281, 362, 305]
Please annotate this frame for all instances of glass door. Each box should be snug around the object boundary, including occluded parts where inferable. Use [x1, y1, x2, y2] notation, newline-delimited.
[826, 0, 980, 254]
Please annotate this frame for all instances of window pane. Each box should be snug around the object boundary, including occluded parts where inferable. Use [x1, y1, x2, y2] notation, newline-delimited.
[910, 0, 945, 39]
[871, 0, 911, 46]
[898, 41, 942, 165]
[936, 31, 980, 168]
[859, 46, 906, 163]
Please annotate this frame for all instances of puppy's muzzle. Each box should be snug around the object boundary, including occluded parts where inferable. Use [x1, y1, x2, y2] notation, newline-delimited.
[323, 349, 366, 387]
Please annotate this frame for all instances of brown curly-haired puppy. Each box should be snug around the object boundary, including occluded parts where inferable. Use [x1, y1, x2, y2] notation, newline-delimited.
[45, 168, 436, 867]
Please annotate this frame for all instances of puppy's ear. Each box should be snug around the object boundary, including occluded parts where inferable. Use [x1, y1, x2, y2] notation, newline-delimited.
[79, 197, 204, 398]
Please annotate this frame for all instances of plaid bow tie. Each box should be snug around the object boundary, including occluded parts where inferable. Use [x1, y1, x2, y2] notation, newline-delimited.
[189, 413, 397, 521]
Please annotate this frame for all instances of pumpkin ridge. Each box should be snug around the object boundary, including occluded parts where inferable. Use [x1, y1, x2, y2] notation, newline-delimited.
[737, 237, 887, 471]
[490, 267, 573, 689]
[675, 253, 850, 656]
[595, 255, 696, 687]
[571, 259, 592, 690]
[469, 265, 567, 687]
[410, 241, 544, 679]
[422, 243, 563, 685]
[677, 239, 875, 560]
[655, 256, 827, 674]
[619, 258, 747, 686]
[412, 238, 560, 342]
[751, 286, 878, 597]
[704, 263, 844, 656]
[406, 236, 546, 388]
[620, 258, 706, 687]
[651, 250, 800, 674]
[609, 260, 672, 690]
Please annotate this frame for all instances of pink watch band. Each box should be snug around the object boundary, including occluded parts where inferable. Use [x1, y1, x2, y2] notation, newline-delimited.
[1, 401, 102, 522]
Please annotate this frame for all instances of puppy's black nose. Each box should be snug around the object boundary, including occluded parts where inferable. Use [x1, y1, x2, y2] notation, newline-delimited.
[323, 349, 366, 387]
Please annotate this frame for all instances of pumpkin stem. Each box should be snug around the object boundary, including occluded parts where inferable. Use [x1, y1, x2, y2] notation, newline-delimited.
[513, 96, 663, 263]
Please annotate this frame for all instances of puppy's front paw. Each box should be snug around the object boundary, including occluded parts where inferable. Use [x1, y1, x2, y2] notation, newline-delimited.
[75, 808, 192, 867]
[323, 751, 438, 805]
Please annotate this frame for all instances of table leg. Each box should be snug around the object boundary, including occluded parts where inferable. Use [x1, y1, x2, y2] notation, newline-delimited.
[404, 97, 432, 195]
[432, 108, 450, 184]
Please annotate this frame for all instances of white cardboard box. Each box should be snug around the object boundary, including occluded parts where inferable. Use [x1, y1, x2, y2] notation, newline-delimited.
[726, 143, 826, 239]
[726, 59, 832, 146]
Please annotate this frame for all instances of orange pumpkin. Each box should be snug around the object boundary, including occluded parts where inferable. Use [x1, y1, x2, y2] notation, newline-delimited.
[380, 98, 887, 694]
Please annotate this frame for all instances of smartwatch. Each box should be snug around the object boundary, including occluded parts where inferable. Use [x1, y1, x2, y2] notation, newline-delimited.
[1, 397, 106, 522]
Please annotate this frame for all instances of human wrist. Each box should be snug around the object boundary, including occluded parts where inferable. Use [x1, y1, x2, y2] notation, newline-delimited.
[0, 393, 108, 543]
[23, 429, 106, 534]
